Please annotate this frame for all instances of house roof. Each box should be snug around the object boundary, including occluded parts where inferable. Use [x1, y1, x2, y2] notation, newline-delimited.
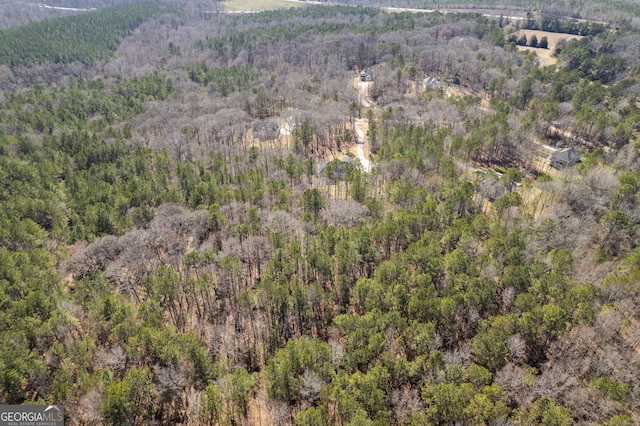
[423, 76, 438, 88]
[551, 148, 581, 164]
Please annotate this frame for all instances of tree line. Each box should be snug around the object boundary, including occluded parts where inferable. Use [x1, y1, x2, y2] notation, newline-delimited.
[519, 15, 608, 36]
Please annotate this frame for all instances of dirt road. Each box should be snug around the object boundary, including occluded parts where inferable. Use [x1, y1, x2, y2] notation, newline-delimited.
[354, 78, 373, 172]
[354, 118, 372, 172]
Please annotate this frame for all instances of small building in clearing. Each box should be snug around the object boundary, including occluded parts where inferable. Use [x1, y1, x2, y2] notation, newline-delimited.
[550, 148, 582, 168]
[360, 69, 373, 82]
[423, 76, 439, 90]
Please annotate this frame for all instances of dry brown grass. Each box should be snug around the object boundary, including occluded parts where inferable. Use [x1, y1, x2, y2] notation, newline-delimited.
[514, 30, 583, 67]
[223, 0, 303, 12]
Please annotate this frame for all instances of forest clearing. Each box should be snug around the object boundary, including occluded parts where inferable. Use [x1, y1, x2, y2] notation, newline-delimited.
[515, 29, 584, 66]
[222, 0, 305, 13]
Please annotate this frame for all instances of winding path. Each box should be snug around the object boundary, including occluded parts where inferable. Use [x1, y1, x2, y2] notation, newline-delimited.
[354, 119, 372, 173]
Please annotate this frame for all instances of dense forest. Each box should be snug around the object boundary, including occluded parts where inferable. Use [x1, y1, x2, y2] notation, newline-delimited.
[0, 2, 181, 66]
[1, 0, 640, 425]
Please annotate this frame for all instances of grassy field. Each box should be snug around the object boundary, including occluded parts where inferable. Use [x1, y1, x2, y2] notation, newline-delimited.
[223, 0, 304, 12]
[514, 29, 583, 66]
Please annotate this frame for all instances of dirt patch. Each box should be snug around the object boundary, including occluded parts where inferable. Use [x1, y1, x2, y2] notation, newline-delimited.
[514, 30, 583, 66]
[517, 46, 557, 67]
[223, 0, 304, 12]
